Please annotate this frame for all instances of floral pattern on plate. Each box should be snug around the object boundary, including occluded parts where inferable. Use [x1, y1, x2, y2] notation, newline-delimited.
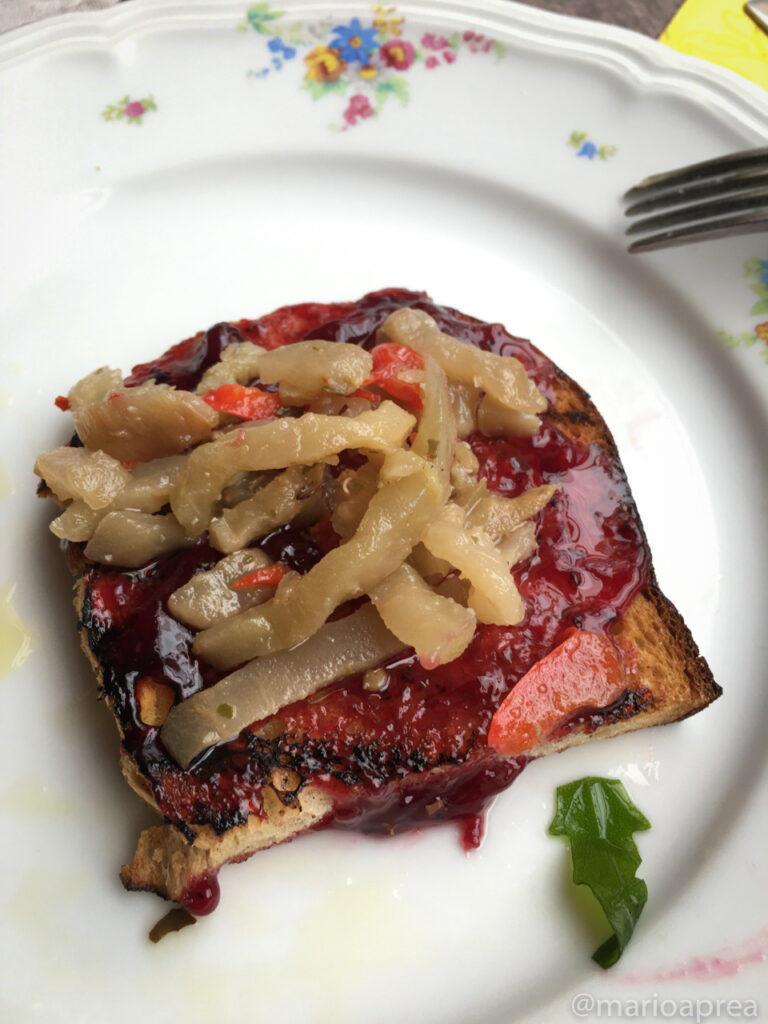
[567, 131, 617, 160]
[241, 3, 506, 131]
[719, 258, 768, 365]
[101, 94, 157, 124]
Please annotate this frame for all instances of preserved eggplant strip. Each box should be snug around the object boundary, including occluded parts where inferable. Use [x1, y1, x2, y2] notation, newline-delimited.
[74, 387, 218, 463]
[84, 510, 193, 568]
[122, 455, 186, 507]
[193, 470, 440, 669]
[48, 455, 186, 542]
[407, 542, 453, 583]
[331, 458, 381, 539]
[411, 356, 455, 501]
[448, 381, 479, 438]
[450, 442, 485, 509]
[477, 394, 542, 437]
[369, 563, 476, 669]
[67, 366, 125, 411]
[172, 401, 415, 535]
[49, 500, 102, 542]
[497, 522, 538, 568]
[35, 446, 131, 510]
[209, 464, 325, 554]
[381, 308, 546, 414]
[161, 603, 405, 768]
[421, 503, 525, 626]
[195, 342, 266, 393]
[168, 549, 278, 630]
[308, 393, 375, 418]
[259, 340, 372, 404]
[466, 484, 558, 537]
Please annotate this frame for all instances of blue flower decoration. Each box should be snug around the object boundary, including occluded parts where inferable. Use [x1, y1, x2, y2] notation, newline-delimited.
[267, 36, 297, 60]
[577, 141, 598, 159]
[330, 17, 379, 64]
[759, 259, 768, 289]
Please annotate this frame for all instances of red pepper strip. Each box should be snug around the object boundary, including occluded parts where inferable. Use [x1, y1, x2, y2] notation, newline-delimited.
[371, 342, 423, 373]
[369, 342, 424, 407]
[349, 387, 381, 403]
[349, 343, 425, 407]
[230, 564, 290, 590]
[201, 383, 281, 421]
[487, 629, 628, 757]
[54, 395, 71, 411]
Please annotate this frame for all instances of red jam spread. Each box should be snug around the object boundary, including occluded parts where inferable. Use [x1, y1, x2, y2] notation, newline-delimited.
[77, 289, 650, 890]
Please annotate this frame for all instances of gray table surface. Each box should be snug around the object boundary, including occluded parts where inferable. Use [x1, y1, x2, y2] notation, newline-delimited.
[521, 0, 681, 37]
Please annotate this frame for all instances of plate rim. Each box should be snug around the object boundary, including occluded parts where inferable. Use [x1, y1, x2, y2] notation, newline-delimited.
[1, 0, 767, 131]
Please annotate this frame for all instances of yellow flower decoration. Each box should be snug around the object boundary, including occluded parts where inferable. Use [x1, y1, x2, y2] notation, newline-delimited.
[372, 3, 403, 37]
[755, 322, 768, 343]
[304, 45, 346, 83]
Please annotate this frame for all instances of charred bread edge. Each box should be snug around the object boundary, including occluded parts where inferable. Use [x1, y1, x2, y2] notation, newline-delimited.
[60, 330, 719, 904]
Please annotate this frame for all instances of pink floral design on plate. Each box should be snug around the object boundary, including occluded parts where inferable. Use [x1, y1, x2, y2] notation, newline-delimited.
[342, 93, 376, 127]
[241, 3, 507, 131]
[101, 94, 157, 125]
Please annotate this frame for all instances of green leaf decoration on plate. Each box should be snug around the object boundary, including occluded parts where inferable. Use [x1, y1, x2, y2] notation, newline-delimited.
[303, 78, 350, 101]
[720, 258, 768, 364]
[247, 3, 284, 34]
[375, 74, 410, 106]
[548, 776, 650, 969]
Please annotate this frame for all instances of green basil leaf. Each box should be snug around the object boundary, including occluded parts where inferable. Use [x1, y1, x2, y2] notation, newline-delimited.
[548, 776, 651, 969]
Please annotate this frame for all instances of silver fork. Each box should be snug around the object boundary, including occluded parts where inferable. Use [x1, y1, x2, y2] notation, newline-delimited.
[623, 146, 768, 253]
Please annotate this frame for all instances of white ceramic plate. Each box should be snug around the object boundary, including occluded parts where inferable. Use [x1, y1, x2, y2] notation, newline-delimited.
[1, 2, 767, 1022]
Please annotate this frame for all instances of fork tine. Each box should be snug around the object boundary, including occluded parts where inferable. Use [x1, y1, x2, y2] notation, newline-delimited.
[623, 145, 768, 202]
[624, 146, 768, 252]
[625, 169, 768, 215]
[627, 212, 768, 254]
[626, 188, 768, 236]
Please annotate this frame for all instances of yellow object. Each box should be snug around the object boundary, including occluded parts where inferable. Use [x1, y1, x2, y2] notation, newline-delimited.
[660, 0, 768, 90]
[0, 585, 32, 679]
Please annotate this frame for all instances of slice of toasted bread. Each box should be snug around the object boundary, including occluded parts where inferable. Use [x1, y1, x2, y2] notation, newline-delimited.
[48, 290, 719, 910]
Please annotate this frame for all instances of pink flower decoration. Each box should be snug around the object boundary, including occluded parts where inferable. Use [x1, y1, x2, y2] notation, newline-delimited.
[421, 32, 450, 50]
[124, 101, 146, 119]
[379, 38, 416, 70]
[425, 55, 439, 69]
[443, 50, 456, 64]
[343, 93, 375, 127]
[464, 31, 493, 53]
